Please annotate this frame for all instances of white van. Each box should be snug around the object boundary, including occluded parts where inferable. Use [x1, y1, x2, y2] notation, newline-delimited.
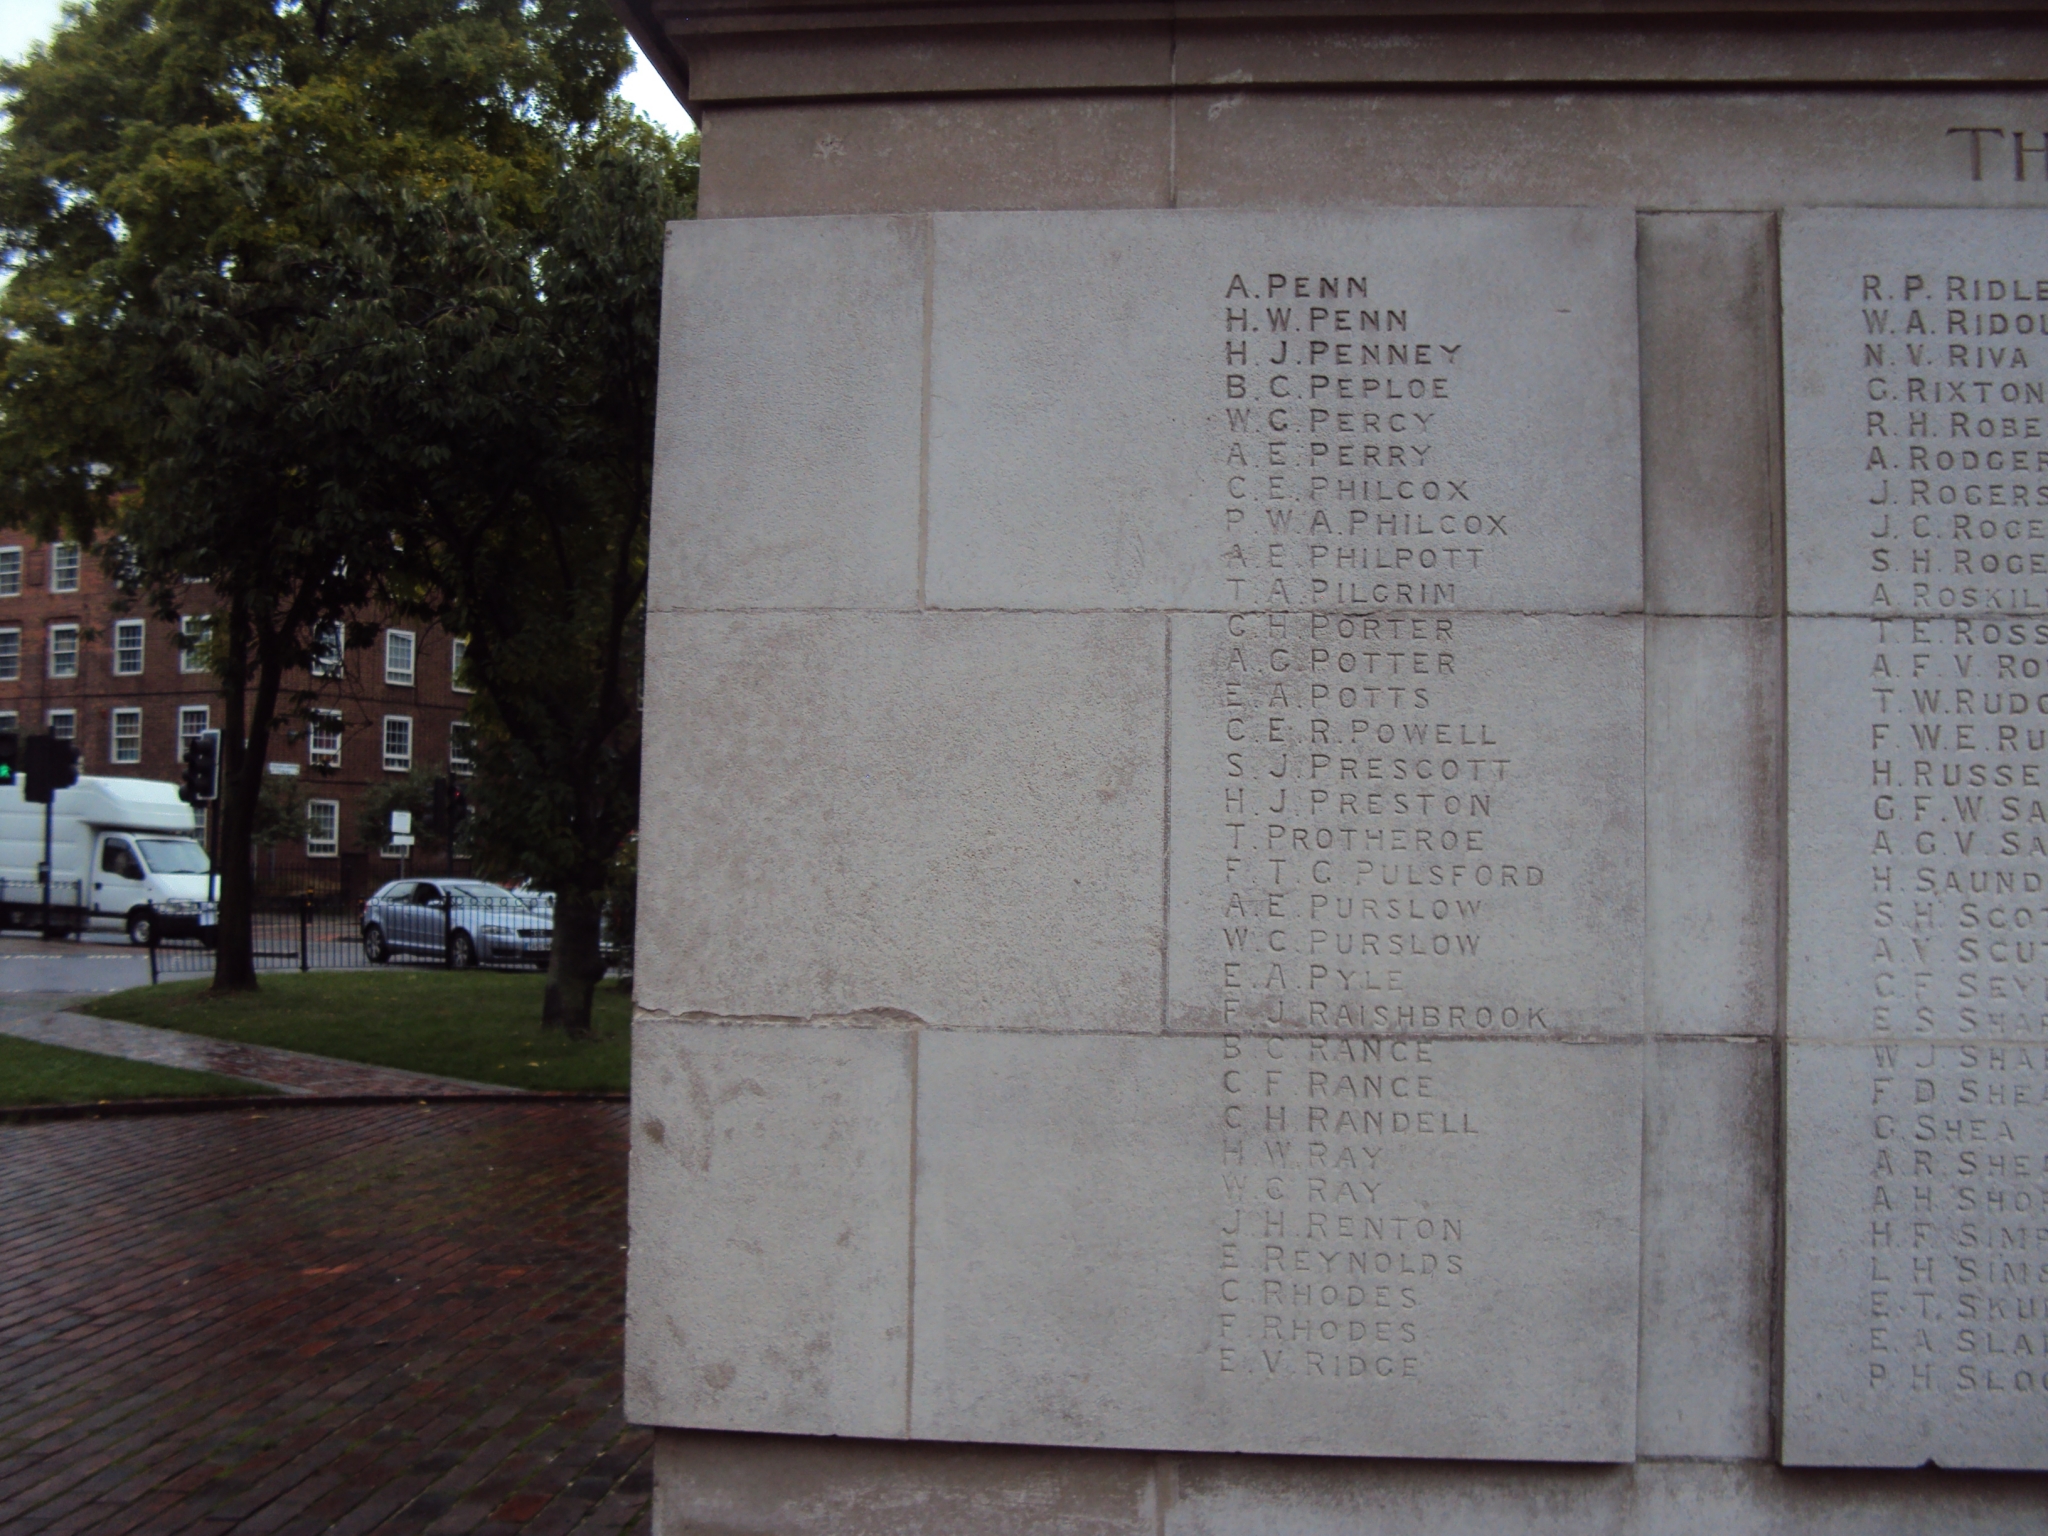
[0, 776, 216, 944]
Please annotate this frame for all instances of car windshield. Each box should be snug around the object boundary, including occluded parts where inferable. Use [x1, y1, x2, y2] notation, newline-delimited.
[136, 839, 211, 875]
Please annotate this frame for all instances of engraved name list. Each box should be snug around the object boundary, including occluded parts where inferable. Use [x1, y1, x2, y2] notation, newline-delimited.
[1785, 208, 2048, 1469]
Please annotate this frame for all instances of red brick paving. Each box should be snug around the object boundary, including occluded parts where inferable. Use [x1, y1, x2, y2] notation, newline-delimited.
[0, 1102, 649, 1533]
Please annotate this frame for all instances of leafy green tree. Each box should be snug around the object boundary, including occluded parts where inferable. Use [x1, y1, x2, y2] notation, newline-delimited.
[0, 0, 628, 990]
[354, 765, 455, 865]
[252, 771, 308, 849]
[398, 126, 692, 1035]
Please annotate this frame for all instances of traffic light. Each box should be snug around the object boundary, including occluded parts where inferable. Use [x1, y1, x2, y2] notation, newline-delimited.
[447, 781, 469, 830]
[22, 734, 80, 805]
[0, 730, 17, 789]
[179, 729, 219, 804]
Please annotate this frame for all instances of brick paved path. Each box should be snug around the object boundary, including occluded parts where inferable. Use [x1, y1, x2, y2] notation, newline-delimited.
[0, 1102, 649, 1534]
[0, 1011, 519, 1098]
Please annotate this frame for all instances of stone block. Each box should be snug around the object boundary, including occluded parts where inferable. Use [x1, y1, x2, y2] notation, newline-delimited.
[1645, 616, 1781, 1036]
[1638, 212, 1780, 618]
[925, 207, 1641, 614]
[634, 610, 1167, 1031]
[1161, 1455, 2048, 1534]
[1783, 595, 2017, 1031]
[1169, 22, 2048, 90]
[651, 214, 925, 611]
[908, 1029, 1642, 1462]
[1174, 91, 2048, 214]
[652, 1430, 1161, 1536]
[1631, 1461, 2048, 1536]
[1636, 1038, 1776, 1460]
[698, 95, 1172, 218]
[1782, 604, 2048, 1032]
[1164, 1456, 1631, 1535]
[1783, 208, 2048, 618]
[685, 21, 1174, 103]
[626, 1020, 912, 1439]
[1168, 611, 1644, 1039]
[638, 1436, 2048, 1536]
[1783, 1042, 2048, 1468]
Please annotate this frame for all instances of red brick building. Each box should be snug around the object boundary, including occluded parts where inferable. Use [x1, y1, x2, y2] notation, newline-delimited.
[0, 530, 471, 880]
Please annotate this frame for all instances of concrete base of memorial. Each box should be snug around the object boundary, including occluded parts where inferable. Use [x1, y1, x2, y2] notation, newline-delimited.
[647, 1434, 2046, 1536]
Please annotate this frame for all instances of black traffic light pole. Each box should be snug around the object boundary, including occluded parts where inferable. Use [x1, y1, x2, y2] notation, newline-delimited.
[39, 793, 53, 940]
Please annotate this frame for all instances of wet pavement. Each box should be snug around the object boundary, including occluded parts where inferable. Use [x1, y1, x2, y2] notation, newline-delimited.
[0, 1101, 650, 1534]
[0, 1011, 519, 1098]
[0, 935, 156, 995]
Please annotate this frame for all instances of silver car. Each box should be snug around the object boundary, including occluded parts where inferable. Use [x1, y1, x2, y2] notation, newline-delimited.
[359, 879, 553, 968]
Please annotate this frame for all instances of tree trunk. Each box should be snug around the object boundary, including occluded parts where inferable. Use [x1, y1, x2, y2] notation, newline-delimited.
[542, 886, 606, 1038]
[210, 597, 287, 995]
[210, 597, 259, 992]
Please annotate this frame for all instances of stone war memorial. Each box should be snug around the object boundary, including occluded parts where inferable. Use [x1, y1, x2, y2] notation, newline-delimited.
[612, 4, 2048, 1531]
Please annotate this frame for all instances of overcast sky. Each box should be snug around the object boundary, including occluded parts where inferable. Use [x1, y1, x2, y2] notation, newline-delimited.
[0, 0, 695, 135]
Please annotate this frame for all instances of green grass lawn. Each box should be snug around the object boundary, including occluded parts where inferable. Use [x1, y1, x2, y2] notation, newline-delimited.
[84, 970, 632, 1093]
[0, 1032, 279, 1108]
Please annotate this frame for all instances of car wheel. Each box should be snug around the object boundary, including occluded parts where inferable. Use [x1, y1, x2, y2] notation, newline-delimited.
[127, 910, 154, 947]
[450, 930, 478, 969]
[363, 924, 388, 964]
[531, 955, 550, 971]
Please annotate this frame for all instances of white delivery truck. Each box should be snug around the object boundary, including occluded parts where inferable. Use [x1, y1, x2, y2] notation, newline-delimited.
[0, 776, 216, 944]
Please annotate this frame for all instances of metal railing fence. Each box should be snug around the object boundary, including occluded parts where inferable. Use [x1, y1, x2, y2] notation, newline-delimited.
[145, 889, 554, 980]
[248, 850, 478, 907]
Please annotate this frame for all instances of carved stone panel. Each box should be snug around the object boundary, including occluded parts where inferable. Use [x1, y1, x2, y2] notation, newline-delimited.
[1166, 610, 1644, 1041]
[1782, 208, 2048, 1468]
[925, 207, 1642, 614]
[910, 1029, 1642, 1463]
[633, 206, 1646, 1463]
